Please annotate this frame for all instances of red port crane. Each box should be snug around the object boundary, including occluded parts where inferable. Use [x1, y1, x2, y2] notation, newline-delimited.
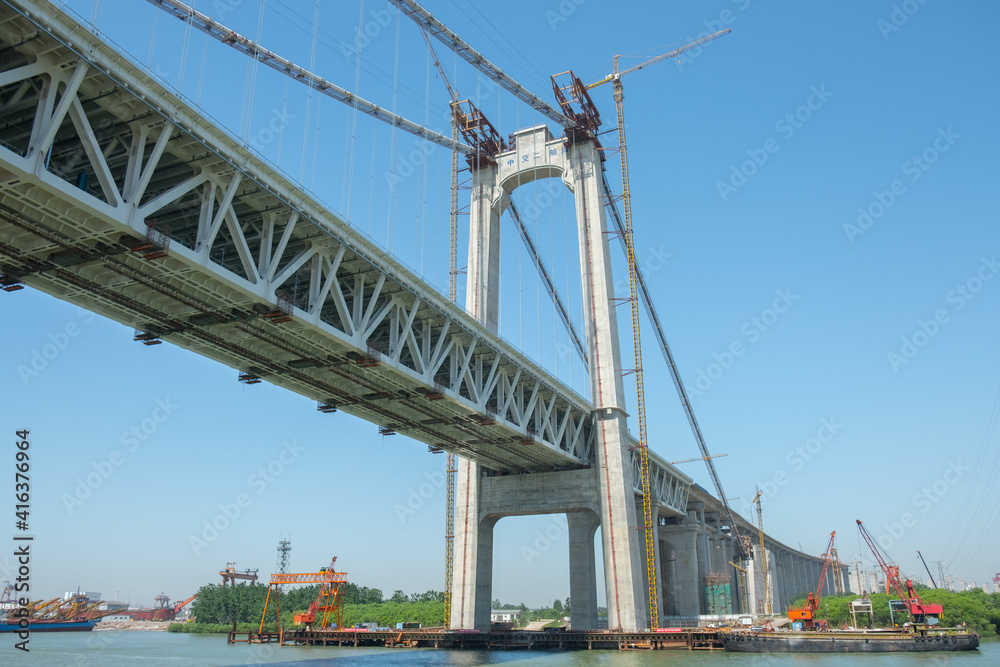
[788, 531, 836, 630]
[857, 520, 943, 626]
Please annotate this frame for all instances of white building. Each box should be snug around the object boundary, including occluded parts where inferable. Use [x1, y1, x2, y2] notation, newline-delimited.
[490, 609, 522, 623]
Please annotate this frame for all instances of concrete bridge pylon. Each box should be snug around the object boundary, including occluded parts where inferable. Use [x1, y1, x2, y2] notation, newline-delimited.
[450, 124, 647, 631]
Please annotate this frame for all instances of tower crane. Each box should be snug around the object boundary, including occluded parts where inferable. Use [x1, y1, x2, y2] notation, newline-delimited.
[419, 26, 460, 629]
[752, 489, 771, 615]
[788, 531, 836, 629]
[857, 520, 943, 626]
[550, 29, 731, 629]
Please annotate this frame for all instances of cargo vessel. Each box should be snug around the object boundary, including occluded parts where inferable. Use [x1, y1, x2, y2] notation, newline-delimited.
[721, 627, 979, 653]
[0, 618, 97, 632]
[0, 591, 117, 631]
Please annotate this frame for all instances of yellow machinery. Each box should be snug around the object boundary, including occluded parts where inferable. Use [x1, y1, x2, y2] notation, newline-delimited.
[752, 489, 771, 615]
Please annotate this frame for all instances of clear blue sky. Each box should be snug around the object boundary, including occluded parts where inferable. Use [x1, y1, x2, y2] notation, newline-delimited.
[3, 0, 998, 609]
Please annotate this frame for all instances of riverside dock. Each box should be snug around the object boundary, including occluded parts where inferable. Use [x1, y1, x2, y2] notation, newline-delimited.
[228, 627, 725, 651]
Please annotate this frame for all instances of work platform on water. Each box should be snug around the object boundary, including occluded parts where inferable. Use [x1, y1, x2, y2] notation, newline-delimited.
[228, 627, 725, 651]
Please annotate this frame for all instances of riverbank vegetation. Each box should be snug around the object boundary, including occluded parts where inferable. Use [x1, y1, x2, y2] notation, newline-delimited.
[168, 582, 446, 633]
[787, 588, 1000, 637]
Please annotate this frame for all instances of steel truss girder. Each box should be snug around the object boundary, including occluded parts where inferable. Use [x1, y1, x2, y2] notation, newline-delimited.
[0, 1, 694, 500]
[0, 1, 590, 473]
[631, 448, 689, 516]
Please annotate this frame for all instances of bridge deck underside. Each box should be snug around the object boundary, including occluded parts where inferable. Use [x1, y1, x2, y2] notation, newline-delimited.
[0, 1, 692, 512]
[0, 3, 599, 474]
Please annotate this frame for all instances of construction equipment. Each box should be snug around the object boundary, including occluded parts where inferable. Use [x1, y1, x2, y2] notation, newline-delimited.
[220, 563, 259, 587]
[857, 520, 944, 626]
[916, 550, 938, 589]
[172, 594, 197, 615]
[259, 558, 348, 634]
[787, 531, 836, 630]
[729, 560, 751, 615]
[752, 489, 771, 615]
[831, 542, 844, 595]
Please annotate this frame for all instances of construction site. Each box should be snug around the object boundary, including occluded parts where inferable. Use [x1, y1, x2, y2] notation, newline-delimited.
[0, 0, 995, 657]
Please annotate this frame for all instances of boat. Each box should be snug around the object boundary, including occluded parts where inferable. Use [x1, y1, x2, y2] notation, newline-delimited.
[0, 591, 118, 631]
[721, 627, 979, 653]
[0, 618, 97, 632]
[724, 520, 982, 653]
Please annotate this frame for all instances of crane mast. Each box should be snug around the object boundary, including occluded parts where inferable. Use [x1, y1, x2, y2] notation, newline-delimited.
[788, 530, 836, 629]
[419, 26, 460, 629]
[609, 72, 658, 629]
[569, 28, 730, 629]
[753, 490, 771, 615]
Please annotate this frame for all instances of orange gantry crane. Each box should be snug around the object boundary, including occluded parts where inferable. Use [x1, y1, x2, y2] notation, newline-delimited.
[259, 558, 348, 634]
[788, 531, 837, 630]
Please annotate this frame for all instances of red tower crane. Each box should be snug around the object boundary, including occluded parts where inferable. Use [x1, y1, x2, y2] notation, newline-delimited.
[788, 531, 836, 630]
[857, 520, 943, 626]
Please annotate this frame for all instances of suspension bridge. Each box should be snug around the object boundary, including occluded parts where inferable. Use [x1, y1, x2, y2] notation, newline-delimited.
[0, 0, 843, 630]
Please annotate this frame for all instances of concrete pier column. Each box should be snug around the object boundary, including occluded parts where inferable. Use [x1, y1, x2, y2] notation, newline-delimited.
[569, 137, 645, 630]
[567, 510, 600, 630]
[451, 508, 496, 629]
[451, 161, 502, 630]
[663, 525, 701, 616]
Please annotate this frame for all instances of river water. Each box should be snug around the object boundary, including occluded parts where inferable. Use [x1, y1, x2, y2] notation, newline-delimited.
[1, 631, 996, 666]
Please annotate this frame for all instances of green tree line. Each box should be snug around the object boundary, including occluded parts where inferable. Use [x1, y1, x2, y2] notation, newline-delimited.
[787, 588, 1000, 637]
[172, 582, 445, 633]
